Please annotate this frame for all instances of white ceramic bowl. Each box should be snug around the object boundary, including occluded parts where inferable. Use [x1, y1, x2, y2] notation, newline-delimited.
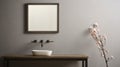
[32, 50, 52, 56]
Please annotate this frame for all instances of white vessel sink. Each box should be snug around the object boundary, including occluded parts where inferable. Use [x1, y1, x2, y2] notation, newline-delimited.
[32, 50, 52, 56]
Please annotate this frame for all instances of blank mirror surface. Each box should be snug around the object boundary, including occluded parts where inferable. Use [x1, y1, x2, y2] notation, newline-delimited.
[25, 3, 59, 33]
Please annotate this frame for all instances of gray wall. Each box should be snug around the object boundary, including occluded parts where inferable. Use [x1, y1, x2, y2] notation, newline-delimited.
[0, 0, 119, 67]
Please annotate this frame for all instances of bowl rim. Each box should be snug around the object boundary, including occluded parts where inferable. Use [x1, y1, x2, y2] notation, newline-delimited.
[32, 50, 52, 52]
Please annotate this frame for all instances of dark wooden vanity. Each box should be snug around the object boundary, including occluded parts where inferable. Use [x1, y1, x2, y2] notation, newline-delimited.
[2, 55, 88, 67]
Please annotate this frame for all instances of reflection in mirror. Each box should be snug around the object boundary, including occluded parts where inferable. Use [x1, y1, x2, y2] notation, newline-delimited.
[25, 3, 59, 33]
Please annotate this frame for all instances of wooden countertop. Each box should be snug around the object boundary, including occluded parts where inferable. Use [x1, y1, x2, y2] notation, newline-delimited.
[2, 54, 88, 60]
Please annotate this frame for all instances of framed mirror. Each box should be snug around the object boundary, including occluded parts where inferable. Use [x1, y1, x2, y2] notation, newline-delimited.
[25, 3, 59, 33]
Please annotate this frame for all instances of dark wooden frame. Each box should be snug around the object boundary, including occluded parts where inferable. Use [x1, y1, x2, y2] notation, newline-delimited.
[3, 55, 88, 67]
[24, 3, 59, 34]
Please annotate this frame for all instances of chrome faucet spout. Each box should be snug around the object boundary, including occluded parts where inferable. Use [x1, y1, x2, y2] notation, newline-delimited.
[40, 40, 43, 47]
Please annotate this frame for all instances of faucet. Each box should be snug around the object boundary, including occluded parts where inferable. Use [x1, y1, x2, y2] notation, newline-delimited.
[32, 39, 54, 47]
[40, 40, 44, 47]
[40, 40, 54, 47]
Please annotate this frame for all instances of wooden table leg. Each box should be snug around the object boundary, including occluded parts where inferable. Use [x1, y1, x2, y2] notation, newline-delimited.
[85, 59, 88, 67]
[4, 59, 9, 67]
[82, 60, 85, 67]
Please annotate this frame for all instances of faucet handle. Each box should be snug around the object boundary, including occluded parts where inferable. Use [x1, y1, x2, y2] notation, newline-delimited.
[40, 40, 43, 43]
[46, 40, 54, 43]
[32, 40, 38, 43]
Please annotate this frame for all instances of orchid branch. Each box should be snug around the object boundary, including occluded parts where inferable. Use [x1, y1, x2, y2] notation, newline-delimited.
[88, 23, 113, 67]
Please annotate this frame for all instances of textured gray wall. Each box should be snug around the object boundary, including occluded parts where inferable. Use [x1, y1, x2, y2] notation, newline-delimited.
[0, 0, 120, 67]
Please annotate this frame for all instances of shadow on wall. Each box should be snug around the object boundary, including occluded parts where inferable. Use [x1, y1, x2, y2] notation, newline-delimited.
[0, 58, 80, 67]
[13, 42, 42, 55]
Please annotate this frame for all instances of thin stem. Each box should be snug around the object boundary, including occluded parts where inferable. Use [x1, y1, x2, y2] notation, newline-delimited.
[100, 41, 108, 67]
[102, 48, 108, 67]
